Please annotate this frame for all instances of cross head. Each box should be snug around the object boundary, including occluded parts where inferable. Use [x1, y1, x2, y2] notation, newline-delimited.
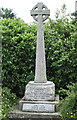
[31, 2, 50, 22]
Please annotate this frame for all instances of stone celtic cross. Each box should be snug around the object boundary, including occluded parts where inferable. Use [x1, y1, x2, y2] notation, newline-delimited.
[31, 2, 50, 22]
[8, 3, 60, 118]
[31, 3, 50, 83]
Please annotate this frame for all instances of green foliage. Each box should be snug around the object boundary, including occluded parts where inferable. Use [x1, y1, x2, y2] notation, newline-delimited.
[0, 86, 2, 119]
[2, 18, 36, 97]
[55, 4, 67, 19]
[0, 15, 2, 84]
[44, 10, 77, 93]
[0, 8, 16, 19]
[59, 82, 77, 120]
[1, 5, 77, 98]
[2, 87, 17, 119]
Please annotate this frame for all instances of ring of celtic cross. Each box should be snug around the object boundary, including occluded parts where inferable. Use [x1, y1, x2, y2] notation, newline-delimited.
[31, 2, 50, 22]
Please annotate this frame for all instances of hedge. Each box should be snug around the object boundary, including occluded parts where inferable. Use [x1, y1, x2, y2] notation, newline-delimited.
[1, 16, 77, 97]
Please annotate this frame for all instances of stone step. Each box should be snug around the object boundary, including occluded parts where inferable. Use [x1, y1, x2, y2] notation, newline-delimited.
[8, 109, 61, 120]
[19, 99, 59, 112]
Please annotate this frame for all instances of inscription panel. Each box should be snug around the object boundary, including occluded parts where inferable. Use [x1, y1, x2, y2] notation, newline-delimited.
[22, 103, 55, 112]
[25, 82, 55, 101]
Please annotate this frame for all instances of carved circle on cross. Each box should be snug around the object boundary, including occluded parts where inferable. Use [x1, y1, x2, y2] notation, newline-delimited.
[31, 2, 50, 22]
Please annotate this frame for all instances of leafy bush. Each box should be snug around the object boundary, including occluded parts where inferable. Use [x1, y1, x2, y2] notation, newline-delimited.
[2, 87, 17, 119]
[2, 18, 36, 97]
[0, 8, 16, 19]
[0, 86, 2, 119]
[1, 5, 77, 97]
[59, 82, 77, 120]
[44, 16, 77, 93]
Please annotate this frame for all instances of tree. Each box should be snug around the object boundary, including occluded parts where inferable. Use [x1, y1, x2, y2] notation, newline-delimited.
[0, 8, 16, 19]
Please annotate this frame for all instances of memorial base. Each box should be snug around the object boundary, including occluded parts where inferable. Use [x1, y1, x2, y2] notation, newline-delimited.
[8, 102, 60, 119]
[19, 99, 59, 112]
[8, 110, 60, 120]
[8, 81, 60, 119]
[24, 81, 55, 101]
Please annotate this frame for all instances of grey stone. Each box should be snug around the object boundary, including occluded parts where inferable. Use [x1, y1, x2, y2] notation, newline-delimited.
[24, 81, 55, 101]
[10, 118, 60, 120]
[31, 9, 50, 16]
[22, 103, 55, 112]
[19, 99, 59, 112]
[31, 2, 50, 83]
[55, 95, 59, 101]
[8, 107, 61, 119]
[8, 96, 60, 119]
[31, 2, 50, 22]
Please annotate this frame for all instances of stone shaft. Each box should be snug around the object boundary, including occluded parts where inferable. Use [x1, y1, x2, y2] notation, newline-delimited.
[35, 15, 47, 83]
[33, 3, 47, 83]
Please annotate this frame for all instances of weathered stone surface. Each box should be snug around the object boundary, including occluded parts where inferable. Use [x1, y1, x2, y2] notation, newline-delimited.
[22, 104, 55, 112]
[31, 2, 50, 83]
[31, 9, 50, 16]
[19, 99, 59, 112]
[10, 118, 60, 120]
[24, 81, 55, 101]
[8, 104, 60, 119]
[8, 108, 61, 119]
[55, 95, 59, 101]
[31, 2, 50, 22]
